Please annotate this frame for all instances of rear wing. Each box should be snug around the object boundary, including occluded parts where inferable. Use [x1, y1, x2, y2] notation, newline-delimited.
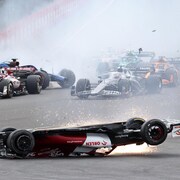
[136, 51, 155, 59]
[125, 51, 155, 61]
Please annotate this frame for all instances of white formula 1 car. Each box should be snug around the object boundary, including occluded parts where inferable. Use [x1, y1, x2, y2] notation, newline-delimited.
[71, 69, 162, 99]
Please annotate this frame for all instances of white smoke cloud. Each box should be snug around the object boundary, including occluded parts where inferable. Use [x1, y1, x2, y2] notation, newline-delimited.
[0, 0, 180, 80]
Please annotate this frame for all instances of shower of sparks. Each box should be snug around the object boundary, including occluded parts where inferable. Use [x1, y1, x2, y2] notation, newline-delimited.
[110, 143, 158, 156]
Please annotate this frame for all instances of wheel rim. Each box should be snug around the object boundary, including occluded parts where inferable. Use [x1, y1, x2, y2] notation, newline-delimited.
[148, 125, 164, 141]
[158, 81, 162, 89]
[8, 83, 13, 97]
[16, 135, 32, 151]
[37, 82, 41, 93]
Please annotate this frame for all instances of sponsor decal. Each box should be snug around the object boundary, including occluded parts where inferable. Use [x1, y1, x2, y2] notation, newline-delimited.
[174, 129, 180, 136]
[115, 134, 128, 138]
[86, 141, 100, 146]
[67, 140, 83, 144]
[50, 149, 64, 157]
[174, 126, 180, 129]
[27, 152, 36, 157]
[29, 148, 65, 157]
[172, 126, 180, 137]
[102, 140, 107, 146]
[103, 90, 120, 95]
[85, 141, 108, 146]
[7, 67, 35, 71]
[83, 133, 111, 147]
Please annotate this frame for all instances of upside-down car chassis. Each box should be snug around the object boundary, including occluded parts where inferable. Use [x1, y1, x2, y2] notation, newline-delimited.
[0, 118, 180, 158]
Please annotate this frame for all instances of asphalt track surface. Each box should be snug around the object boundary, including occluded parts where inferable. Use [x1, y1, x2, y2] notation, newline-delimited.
[0, 85, 180, 180]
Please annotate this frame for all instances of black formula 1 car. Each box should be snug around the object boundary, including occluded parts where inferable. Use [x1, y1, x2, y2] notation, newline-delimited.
[71, 69, 162, 99]
[96, 50, 155, 76]
[0, 118, 179, 158]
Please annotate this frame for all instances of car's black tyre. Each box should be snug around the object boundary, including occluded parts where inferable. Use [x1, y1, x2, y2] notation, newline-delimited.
[126, 117, 145, 130]
[0, 128, 16, 146]
[35, 71, 50, 89]
[0, 79, 14, 98]
[141, 119, 167, 145]
[59, 69, 76, 88]
[76, 79, 91, 99]
[118, 79, 131, 97]
[34, 71, 44, 86]
[7, 130, 35, 156]
[165, 69, 178, 87]
[146, 75, 162, 93]
[0, 127, 16, 132]
[26, 75, 41, 94]
[42, 71, 50, 89]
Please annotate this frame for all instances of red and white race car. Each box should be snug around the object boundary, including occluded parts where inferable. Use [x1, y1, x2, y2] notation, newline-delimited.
[0, 68, 41, 98]
[0, 117, 179, 158]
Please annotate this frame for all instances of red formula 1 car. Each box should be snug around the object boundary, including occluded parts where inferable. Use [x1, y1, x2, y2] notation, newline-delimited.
[0, 118, 180, 158]
[0, 67, 41, 98]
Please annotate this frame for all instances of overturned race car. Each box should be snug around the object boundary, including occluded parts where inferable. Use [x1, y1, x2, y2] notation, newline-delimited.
[0, 118, 179, 158]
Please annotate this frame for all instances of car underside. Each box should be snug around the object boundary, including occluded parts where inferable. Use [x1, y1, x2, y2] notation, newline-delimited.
[0, 118, 179, 159]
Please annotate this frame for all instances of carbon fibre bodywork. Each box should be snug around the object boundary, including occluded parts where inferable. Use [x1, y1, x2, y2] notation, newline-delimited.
[0, 118, 179, 158]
